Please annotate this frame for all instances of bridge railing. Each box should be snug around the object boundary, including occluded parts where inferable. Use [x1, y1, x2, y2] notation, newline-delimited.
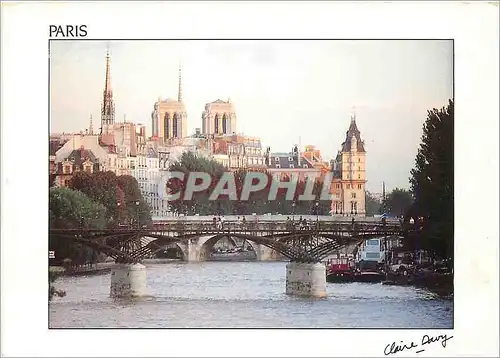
[149, 220, 403, 233]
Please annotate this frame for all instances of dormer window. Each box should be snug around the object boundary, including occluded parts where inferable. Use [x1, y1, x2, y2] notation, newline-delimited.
[275, 157, 280, 161]
[303, 164, 307, 168]
[288, 157, 293, 161]
[276, 164, 281, 168]
[290, 164, 294, 169]
[63, 164, 72, 174]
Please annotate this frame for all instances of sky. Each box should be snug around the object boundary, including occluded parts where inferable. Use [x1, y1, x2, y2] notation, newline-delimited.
[50, 40, 453, 193]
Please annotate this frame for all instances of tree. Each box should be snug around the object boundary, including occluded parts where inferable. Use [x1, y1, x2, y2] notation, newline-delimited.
[69, 171, 151, 227]
[385, 188, 413, 217]
[116, 175, 152, 226]
[365, 191, 381, 216]
[166, 151, 338, 216]
[49, 186, 107, 265]
[167, 152, 228, 215]
[409, 99, 454, 262]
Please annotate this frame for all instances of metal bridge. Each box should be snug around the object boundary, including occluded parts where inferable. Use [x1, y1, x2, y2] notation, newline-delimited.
[50, 217, 406, 264]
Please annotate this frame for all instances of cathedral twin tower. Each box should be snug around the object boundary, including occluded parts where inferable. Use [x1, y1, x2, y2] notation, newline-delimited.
[151, 64, 237, 141]
[100, 50, 238, 140]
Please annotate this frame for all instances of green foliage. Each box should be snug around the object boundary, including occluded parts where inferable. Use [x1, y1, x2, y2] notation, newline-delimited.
[69, 171, 151, 227]
[49, 187, 107, 265]
[365, 191, 381, 216]
[49, 187, 108, 229]
[166, 152, 332, 216]
[384, 188, 413, 217]
[409, 99, 454, 261]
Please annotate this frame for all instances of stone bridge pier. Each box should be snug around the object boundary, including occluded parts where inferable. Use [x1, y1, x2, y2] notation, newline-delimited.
[110, 263, 149, 299]
[285, 262, 327, 298]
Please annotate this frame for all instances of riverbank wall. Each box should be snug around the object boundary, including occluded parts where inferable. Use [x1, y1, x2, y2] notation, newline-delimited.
[49, 262, 115, 277]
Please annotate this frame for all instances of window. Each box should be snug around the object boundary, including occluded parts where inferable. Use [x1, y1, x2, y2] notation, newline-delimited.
[290, 164, 294, 168]
[358, 158, 360, 162]
[351, 192, 356, 199]
[367, 239, 380, 246]
[303, 164, 307, 168]
[358, 174, 361, 179]
[276, 164, 281, 168]
[365, 253, 380, 259]
[336, 184, 340, 189]
[63, 164, 71, 174]
[288, 157, 293, 161]
[346, 184, 350, 189]
[275, 157, 280, 161]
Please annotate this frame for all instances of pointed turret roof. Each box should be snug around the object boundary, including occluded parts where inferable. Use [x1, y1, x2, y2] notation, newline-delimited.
[341, 115, 366, 152]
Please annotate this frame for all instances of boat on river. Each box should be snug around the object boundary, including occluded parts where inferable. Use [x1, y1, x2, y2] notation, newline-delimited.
[354, 271, 385, 283]
[326, 258, 355, 283]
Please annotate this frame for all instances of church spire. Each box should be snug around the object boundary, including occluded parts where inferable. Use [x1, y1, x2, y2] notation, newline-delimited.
[105, 48, 112, 96]
[351, 105, 357, 123]
[178, 63, 183, 103]
[101, 47, 115, 132]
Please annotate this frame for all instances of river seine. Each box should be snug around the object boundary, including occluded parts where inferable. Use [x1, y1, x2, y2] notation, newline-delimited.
[49, 262, 453, 328]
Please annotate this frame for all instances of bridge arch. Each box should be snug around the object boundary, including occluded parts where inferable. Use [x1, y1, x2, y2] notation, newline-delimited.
[140, 236, 188, 261]
[196, 234, 259, 261]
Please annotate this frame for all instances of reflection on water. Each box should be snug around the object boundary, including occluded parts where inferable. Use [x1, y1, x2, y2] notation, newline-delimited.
[49, 262, 453, 328]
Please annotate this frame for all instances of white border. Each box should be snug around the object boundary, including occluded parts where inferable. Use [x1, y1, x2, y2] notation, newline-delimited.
[1, 1, 499, 357]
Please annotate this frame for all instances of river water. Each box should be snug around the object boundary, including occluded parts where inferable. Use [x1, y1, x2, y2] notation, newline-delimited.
[49, 262, 453, 329]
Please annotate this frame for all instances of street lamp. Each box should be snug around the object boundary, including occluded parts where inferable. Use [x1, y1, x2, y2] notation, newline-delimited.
[117, 202, 121, 227]
[315, 201, 319, 230]
[135, 201, 140, 228]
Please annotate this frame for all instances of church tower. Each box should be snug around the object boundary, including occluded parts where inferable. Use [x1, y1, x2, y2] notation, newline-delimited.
[151, 64, 188, 140]
[201, 98, 237, 136]
[101, 49, 115, 134]
[331, 111, 367, 216]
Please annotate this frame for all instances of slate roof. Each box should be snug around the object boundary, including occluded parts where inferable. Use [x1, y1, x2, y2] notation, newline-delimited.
[267, 153, 315, 169]
[341, 119, 366, 152]
[66, 149, 98, 165]
[56, 149, 100, 174]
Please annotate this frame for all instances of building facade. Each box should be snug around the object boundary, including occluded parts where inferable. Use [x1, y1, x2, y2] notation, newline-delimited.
[330, 115, 367, 216]
[265, 146, 320, 182]
[53, 147, 102, 187]
[201, 99, 237, 135]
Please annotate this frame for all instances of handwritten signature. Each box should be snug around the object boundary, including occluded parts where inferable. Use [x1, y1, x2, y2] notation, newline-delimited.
[384, 334, 453, 355]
